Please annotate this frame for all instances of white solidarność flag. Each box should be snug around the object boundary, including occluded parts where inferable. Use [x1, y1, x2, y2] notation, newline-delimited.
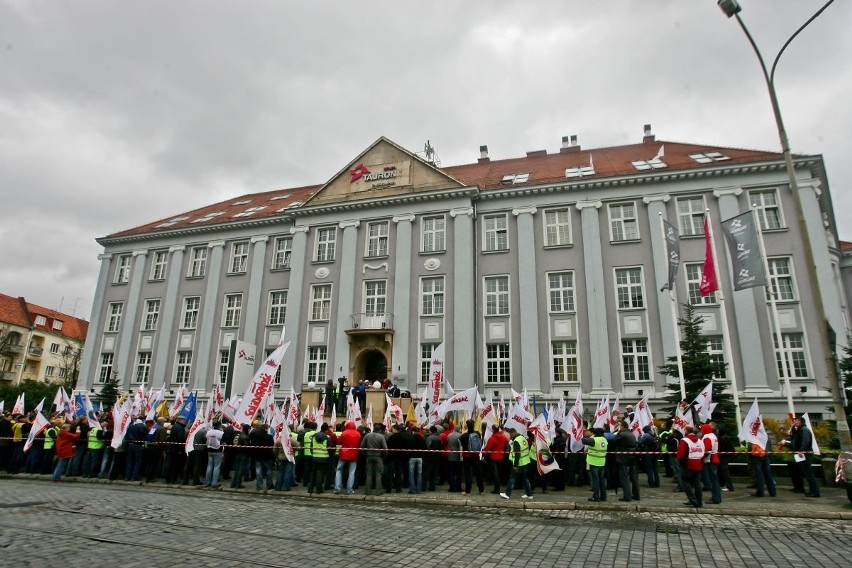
[233, 341, 291, 425]
[738, 399, 768, 451]
[24, 412, 50, 452]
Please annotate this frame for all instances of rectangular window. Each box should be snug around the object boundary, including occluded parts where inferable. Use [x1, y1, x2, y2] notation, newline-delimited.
[150, 250, 168, 280]
[622, 339, 650, 381]
[420, 343, 438, 383]
[135, 352, 152, 384]
[315, 227, 337, 262]
[485, 275, 510, 316]
[609, 203, 639, 241]
[58, 368, 67, 379]
[366, 221, 389, 257]
[114, 254, 132, 284]
[421, 215, 446, 253]
[548, 272, 575, 312]
[106, 302, 123, 332]
[677, 196, 705, 236]
[188, 246, 207, 278]
[218, 351, 230, 384]
[310, 284, 332, 321]
[52, 320, 63, 331]
[483, 214, 508, 252]
[706, 336, 727, 379]
[265, 348, 283, 386]
[222, 294, 243, 327]
[775, 333, 809, 378]
[421, 277, 445, 316]
[97, 353, 114, 383]
[175, 351, 192, 383]
[552, 341, 579, 382]
[615, 268, 644, 309]
[34, 315, 46, 326]
[685, 263, 717, 305]
[364, 280, 387, 316]
[45, 365, 55, 377]
[767, 257, 796, 301]
[229, 241, 249, 274]
[268, 290, 288, 326]
[544, 209, 572, 246]
[485, 344, 511, 383]
[143, 299, 161, 331]
[50, 343, 60, 354]
[181, 297, 200, 329]
[307, 346, 328, 383]
[271, 236, 293, 270]
[750, 189, 784, 231]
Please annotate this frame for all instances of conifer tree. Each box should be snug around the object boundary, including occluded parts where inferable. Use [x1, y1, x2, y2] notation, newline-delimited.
[96, 376, 120, 409]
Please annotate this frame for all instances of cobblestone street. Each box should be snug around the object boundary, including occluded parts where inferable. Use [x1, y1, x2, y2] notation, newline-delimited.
[1, 478, 850, 567]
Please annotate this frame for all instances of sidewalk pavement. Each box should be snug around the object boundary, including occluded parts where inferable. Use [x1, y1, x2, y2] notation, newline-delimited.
[3, 472, 850, 519]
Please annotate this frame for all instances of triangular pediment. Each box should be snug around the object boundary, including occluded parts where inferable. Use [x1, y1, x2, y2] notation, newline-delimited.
[305, 137, 466, 207]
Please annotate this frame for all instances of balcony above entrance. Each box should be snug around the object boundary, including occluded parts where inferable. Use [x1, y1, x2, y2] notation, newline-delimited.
[349, 312, 394, 331]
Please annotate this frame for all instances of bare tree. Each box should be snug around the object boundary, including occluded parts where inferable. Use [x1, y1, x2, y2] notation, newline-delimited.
[57, 338, 83, 391]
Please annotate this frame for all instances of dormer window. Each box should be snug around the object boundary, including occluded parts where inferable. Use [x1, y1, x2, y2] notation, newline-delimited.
[191, 211, 224, 223]
[565, 166, 595, 178]
[689, 152, 730, 163]
[232, 200, 252, 206]
[501, 173, 529, 184]
[155, 216, 189, 228]
[631, 158, 667, 171]
[232, 206, 267, 218]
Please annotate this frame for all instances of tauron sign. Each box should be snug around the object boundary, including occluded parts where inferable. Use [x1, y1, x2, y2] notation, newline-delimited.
[348, 160, 411, 190]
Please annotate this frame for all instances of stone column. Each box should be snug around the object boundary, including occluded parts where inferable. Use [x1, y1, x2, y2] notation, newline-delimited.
[281, 227, 309, 390]
[642, 194, 677, 370]
[391, 214, 414, 387]
[450, 207, 475, 388]
[78, 253, 113, 390]
[242, 236, 269, 346]
[332, 221, 359, 383]
[115, 249, 148, 390]
[512, 206, 542, 393]
[151, 245, 185, 386]
[194, 240, 225, 392]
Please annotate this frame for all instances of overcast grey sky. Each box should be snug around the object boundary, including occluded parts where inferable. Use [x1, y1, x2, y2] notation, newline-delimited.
[1, 0, 849, 319]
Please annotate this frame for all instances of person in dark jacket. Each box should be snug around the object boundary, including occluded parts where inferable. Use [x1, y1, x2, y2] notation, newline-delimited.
[230, 424, 251, 489]
[124, 418, 148, 481]
[249, 422, 275, 492]
[783, 415, 821, 497]
[167, 416, 187, 483]
[610, 420, 640, 501]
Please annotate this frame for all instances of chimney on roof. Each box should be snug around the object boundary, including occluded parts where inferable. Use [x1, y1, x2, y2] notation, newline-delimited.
[560, 134, 581, 153]
[479, 145, 489, 163]
[643, 124, 655, 143]
[526, 149, 547, 158]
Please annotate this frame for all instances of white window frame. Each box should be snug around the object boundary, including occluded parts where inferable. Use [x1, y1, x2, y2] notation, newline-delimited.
[150, 250, 169, 281]
[365, 221, 390, 258]
[114, 254, 132, 284]
[421, 215, 446, 253]
[608, 203, 639, 242]
[135, 352, 152, 384]
[547, 271, 575, 313]
[544, 208, 572, 247]
[307, 346, 328, 383]
[485, 343, 511, 383]
[483, 214, 508, 252]
[705, 336, 727, 379]
[750, 189, 785, 231]
[310, 284, 332, 321]
[97, 353, 114, 383]
[181, 296, 200, 329]
[420, 343, 439, 383]
[188, 246, 207, 278]
[677, 196, 705, 237]
[615, 267, 645, 309]
[143, 299, 161, 331]
[229, 241, 249, 274]
[775, 333, 809, 379]
[218, 351, 230, 384]
[621, 339, 651, 381]
[421, 276, 445, 316]
[265, 348, 283, 386]
[268, 290, 288, 326]
[685, 263, 718, 305]
[271, 236, 293, 270]
[106, 302, 123, 332]
[222, 294, 243, 328]
[484, 275, 510, 316]
[50, 343, 59, 354]
[551, 340, 579, 382]
[364, 280, 387, 316]
[34, 315, 46, 326]
[45, 365, 55, 377]
[175, 351, 192, 384]
[767, 257, 796, 301]
[315, 226, 337, 262]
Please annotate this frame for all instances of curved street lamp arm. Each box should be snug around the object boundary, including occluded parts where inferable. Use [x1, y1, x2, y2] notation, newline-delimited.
[770, 0, 835, 84]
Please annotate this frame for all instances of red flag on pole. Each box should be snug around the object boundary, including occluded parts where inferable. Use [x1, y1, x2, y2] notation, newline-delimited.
[699, 218, 719, 296]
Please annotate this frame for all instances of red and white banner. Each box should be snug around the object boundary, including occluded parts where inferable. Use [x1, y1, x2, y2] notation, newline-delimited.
[737, 399, 768, 450]
[24, 412, 50, 452]
[592, 395, 610, 429]
[233, 341, 291, 425]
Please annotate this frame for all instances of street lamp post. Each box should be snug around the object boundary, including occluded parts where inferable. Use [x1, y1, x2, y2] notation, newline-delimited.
[718, 0, 850, 449]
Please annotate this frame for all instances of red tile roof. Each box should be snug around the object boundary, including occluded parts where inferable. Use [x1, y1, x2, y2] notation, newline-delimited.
[0, 293, 31, 328]
[25, 302, 89, 343]
[840, 240, 852, 252]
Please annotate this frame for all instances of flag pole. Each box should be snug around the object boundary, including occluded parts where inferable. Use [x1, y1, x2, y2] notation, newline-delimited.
[705, 209, 743, 428]
[751, 205, 795, 419]
[659, 212, 686, 400]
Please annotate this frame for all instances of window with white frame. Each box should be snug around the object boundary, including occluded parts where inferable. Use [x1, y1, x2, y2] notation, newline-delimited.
[750, 190, 784, 231]
[188, 246, 207, 278]
[483, 214, 508, 252]
[677, 196, 705, 236]
[548, 272, 575, 313]
[45, 366, 55, 377]
[218, 351, 230, 384]
[135, 352, 152, 383]
[34, 315, 46, 326]
[364, 280, 387, 316]
[420, 343, 439, 382]
[52, 320, 63, 331]
[767, 257, 795, 301]
[50, 343, 59, 354]
[58, 368, 67, 379]
[97, 353, 114, 383]
[485, 275, 510, 316]
[775, 333, 809, 378]
[272, 236, 292, 270]
[143, 299, 161, 331]
[114, 254, 132, 284]
[307, 346, 328, 383]
[609, 203, 639, 241]
[544, 209, 572, 246]
[615, 268, 644, 309]
[705, 336, 727, 379]
[265, 348, 283, 385]
[421, 215, 446, 253]
[150, 250, 168, 280]
[366, 221, 389, 257]
[686, 263, 717, 305]
[421, 277, 445, 316]
[621, 339, 650, 381]
[315, 227, 336, 262]
[268, 290, 288, 326]
[229, 241, 249, 274]
[485, 344, 511, 383]
[181, 297, 200, 329]
[310, 284, 332, 321]
[175, 351, 192, 383]
[109, 301, 125, 333]
[552, 341, 579, 382]
[222, 294, 243, 327]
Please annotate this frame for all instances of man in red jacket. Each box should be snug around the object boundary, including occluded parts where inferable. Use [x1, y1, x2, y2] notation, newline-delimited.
[482, 424, 508, 495]
[53, 420, 82, 482]
[677, 425, 705, 508]
[334, 421, 362, 495]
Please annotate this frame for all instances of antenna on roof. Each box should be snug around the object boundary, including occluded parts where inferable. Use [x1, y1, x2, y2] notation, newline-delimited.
[418, 139, 441, 167]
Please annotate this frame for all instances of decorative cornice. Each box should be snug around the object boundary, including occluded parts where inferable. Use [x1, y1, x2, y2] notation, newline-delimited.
[251, 236, 269, 244]
[294, 186, 480, 217]
[132, 249, 148, 257]
[339, 220, 361, 229]
[96, 215, 293, 247]
[290, 226, 310, 234]
[512, 206, 537, 217]
[449, 207, 474, 218]
[798, 179, 822, 197]
[168, 245, 185, 253]
[642, 194, 670, 204]
[208, 240, 226, 248]
[362, 262, 389, 274]
[392, 214, 415, 224]
[575, 200, 602, 211]
[713, 187, 743, 198]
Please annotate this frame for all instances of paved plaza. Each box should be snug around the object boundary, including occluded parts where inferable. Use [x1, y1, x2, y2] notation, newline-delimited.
[0, 476, 850, 567]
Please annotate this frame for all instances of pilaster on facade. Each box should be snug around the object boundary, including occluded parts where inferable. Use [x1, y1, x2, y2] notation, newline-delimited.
[115, 250, 149, 389]
[511, 206, 537, 217]
[289, 225, 309, 235]
[392, 213, 415, 224]
[339, 219, 361, 229]
[577, 202, 611, 390]
[712, 187, 743, 199]
[243, 236, 270, 346]
[391, 215, 414, 387]
[642, 193, 670, 205]
[575, 200, 602, 211]
[151, 245, 186, 386]
[332, 221, 360, 382]
[643, 195, 677, 372]
[449, 207, 473, 218]
[452, 209, 474, 388]
[281, 227, 309, 390]
[513, 205, 541, 392]
[194, 241, 225, 392]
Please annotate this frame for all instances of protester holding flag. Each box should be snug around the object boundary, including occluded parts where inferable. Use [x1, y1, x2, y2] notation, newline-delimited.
[500, 428, 534, 500]
[53, 419, 81, 482]
[610, 420, 640, 502]
[677, 425, 705, 508]
[7, 414, 30, 474]
[124, 418, 148, 482]
[459, 419, 485, 496]
[782, 415, 821, 498]
[249, 421, 275, 492]
[482, 424, 508, 495]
